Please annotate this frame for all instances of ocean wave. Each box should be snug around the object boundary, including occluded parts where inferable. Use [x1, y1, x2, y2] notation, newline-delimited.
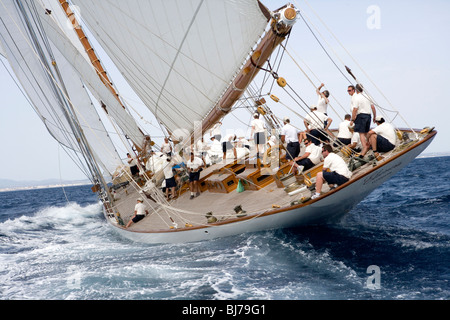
[0, 202, 101, 232]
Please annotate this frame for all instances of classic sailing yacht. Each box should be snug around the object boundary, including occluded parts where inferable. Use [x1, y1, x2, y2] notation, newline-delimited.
[0, 0, 436, 243]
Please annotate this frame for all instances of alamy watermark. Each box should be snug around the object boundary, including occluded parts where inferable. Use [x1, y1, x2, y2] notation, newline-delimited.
[367, 5, 381, 30]
[366, 265, 381, 290]
[66, 266, 82, 290]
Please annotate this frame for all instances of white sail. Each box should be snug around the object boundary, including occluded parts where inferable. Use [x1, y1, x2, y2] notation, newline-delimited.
[0, 0, 80, 151]
[35, 0, 145, 150]
[0, 0, 122, 174]
[72, 0, 268, 134]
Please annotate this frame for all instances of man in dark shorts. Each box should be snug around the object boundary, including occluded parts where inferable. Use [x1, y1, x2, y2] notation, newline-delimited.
[349, 84, 376, 156]
[291, 139, 322, 173]
[281, 117, 300, 161]
[221, 134, 237, 160]
[187, 153, 204, 199]
[125, 198, 148, 228]
[363, 116, 397, 161]
[312, 145, 352, 199]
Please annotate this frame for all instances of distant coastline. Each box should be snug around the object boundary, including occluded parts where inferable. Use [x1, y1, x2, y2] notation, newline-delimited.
[417, 152, 450, 159]
[0, 180, 91, 193]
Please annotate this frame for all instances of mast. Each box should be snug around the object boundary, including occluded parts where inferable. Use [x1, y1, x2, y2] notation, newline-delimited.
[58, 0, 144, 152]
[58, 0, 120, 105]
[201, 3, 298, 135]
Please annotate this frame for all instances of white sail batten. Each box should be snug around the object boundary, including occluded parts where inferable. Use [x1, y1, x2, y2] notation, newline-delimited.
[72, 0, 268, 135]
[0, 0, 122, 174]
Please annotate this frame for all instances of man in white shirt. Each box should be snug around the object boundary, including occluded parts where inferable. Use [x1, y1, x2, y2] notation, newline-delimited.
[211, 122, 222, 141]
[186, 152, 204, 199]
[163, 157, 176, 199]
[336, 114, 353, 146]
[291, 138, 322, 173]
[350, 84, 377, 156]
[304, 106, 333, 146]
[281, 117, 300, 161]
[221, 134, 237, 160]
[312, 145, 352, 199]
[125, 198, 149, 228]
[348, 85, 357, 113]
[161, 137, 172, 156]
[141, 135, 153, 158]
[349, 131, 362, 152]
[127, 153, 139, 177]
[196, 137, 208, 164]
[316, 83, 330, 115]
[250, 113, 266, 158]
[363, 116, 397, 160]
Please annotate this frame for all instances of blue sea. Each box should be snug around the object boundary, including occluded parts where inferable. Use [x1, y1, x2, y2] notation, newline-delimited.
[0, 156, 448, 301]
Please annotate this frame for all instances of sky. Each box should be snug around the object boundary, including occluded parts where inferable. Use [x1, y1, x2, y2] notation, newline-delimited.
[0, 0, 449, 182]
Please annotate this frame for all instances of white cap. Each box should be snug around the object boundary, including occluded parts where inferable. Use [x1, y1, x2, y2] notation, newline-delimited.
[137, 198, 143, 202]
[375, 116, 384, 122]
[283, 116, 290, 122]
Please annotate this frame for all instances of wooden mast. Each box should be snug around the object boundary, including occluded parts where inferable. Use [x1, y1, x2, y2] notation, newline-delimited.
[201, 3, 298, 135]
[58, 0, 144, 152]
[58, 0, 121, 106]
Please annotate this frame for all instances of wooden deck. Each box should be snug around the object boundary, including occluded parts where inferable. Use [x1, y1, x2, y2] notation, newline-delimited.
[109, 129, 428, 233]
[112, 160, 295, 232]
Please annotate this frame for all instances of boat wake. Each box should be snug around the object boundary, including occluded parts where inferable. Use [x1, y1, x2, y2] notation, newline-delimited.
[0, 202, 103, 252]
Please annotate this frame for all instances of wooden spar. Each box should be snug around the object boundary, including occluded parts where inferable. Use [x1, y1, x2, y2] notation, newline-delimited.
[58, 0, 143, 152]
[58, 1, 120, 106]
[201, 4, 298, 135]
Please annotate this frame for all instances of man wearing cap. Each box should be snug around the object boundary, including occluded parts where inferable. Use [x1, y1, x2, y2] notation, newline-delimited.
[125, 198, 149, 228]
[362, 116, 397, 160]
[281, 117, 301, 161]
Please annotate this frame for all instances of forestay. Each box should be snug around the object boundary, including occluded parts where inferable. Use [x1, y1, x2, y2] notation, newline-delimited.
[72, 0, 268, 135]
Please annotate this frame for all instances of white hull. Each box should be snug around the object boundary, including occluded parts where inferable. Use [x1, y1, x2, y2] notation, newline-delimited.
[109, 133, 435, 244]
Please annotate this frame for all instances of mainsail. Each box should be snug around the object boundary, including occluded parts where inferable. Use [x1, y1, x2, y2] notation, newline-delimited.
[71, 0, 269, 136]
